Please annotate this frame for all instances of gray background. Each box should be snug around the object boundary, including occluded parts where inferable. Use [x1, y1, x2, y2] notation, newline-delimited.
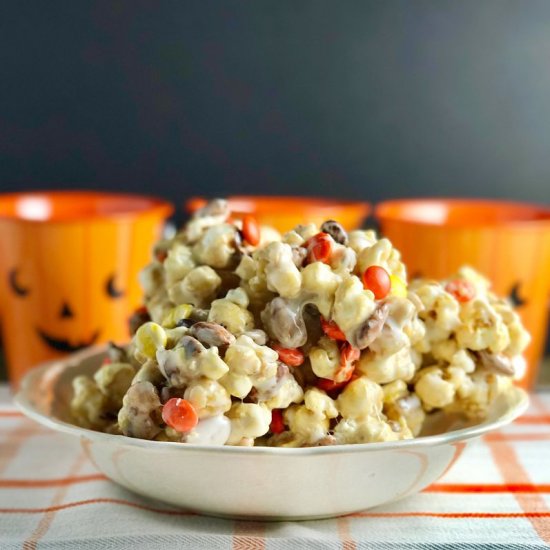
[0, 1, 549, 208]
[0, 1, 549, 379]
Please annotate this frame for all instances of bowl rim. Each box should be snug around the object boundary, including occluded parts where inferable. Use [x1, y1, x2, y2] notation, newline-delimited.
[14, 347, 529, 457]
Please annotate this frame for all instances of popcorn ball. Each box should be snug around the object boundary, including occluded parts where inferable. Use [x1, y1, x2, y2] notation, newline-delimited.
[71, 201, 529, 447]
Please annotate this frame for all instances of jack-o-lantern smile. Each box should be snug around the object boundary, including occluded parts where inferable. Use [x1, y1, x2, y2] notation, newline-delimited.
[8, 267, 125, 354]
[36, 328, 100, 353]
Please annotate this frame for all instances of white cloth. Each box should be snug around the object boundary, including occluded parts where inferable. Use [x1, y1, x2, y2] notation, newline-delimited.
[0, 386, 549, 549]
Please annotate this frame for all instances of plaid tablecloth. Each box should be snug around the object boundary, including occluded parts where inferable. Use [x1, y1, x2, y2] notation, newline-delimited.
[1, 385, 549, 549]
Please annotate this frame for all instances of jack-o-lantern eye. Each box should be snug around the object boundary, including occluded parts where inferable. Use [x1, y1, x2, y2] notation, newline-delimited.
[508, 282, 526, 307]
[8, 268, 30, 297]
[105, 274, 125, 299]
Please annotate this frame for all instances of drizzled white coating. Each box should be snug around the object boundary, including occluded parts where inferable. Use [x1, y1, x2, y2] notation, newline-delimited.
[185, 415, 231, 446]
[70, 200, 529, 447]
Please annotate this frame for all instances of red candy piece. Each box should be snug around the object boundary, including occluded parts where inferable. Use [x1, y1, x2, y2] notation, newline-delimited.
[270, 409, 285, 434]
[155, 250, 168, 262]
[362, 265, 391, 300]
[304, 232, 333, 264]
[272, 343, 304, 367]
[320, 317, 347, 341]
[317, 343, 361, 392]
[162, 398, 199, 433]
[317, 373, 358, 395]
[445, 279, 476, 303]
[242, 215, 261, 246]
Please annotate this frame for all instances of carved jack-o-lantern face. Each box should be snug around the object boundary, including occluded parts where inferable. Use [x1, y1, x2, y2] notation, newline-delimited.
[8, 268, 126, 353]
[0, 226, 153, 388]
[0, 191, 173, 388]
[508, 282, 527, 308]
[7, 267, 126, 353]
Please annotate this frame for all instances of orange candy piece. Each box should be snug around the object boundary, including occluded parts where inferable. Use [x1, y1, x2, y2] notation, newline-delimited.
[320, 317, 347, 341]
[362, 265, 391, 300]
[162, 398, 199, 433]
[242, 215, 260, 246]
[272, 343, 305, 367]
[333, 343, 361, 384]
[304, 232, 333, 264]
[445, 279, 476, 303]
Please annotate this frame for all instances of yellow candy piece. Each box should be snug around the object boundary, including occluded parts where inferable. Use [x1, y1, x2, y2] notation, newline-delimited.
[161, 304, 193, 328]
[390, 275, 407, 298]
[135, 322, 167, 359]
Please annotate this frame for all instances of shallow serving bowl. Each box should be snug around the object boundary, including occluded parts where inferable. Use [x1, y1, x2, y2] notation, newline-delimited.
[15, 347, 529, 521]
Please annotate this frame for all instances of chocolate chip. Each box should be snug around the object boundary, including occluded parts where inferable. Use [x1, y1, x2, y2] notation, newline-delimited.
[354, 303, 390, 350]
[321, 220, 348, 245]
[128, 308, 151, 336]
[175, 318, 194, 328]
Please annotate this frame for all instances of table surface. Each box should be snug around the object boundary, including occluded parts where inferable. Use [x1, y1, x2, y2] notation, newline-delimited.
[1, 385, 549, 550]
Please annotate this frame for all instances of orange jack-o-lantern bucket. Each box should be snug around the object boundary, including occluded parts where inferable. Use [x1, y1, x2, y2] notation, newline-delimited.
[376, 199, 550, 389]
[0, 191, 173, 387]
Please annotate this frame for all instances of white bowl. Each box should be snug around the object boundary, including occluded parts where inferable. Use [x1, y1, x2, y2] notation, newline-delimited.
[15, 347, 529, 521]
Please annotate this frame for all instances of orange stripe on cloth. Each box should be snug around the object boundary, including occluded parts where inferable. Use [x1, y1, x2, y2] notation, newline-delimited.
[426, 483, 550, 494]
[2, 498, 549, 520]
[0, 474, 107, 488]
[23, 452, 88, 550]
[232, 521, 265, 550]
[337, 516, 357, 550]
[351, 511, 550, 519]
[486, 432, 550, 543]
[514, 415, 550, 425]
[0, 421, 40, 477]
[0, 498, 194, 516]
[0, 411, 23, 417]
[484, 433, 550, 442]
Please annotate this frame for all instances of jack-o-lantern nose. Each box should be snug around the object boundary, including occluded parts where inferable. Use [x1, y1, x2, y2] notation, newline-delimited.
[60, 302, 74, 319]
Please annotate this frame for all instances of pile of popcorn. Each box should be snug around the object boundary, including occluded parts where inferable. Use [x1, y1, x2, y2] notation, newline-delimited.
[71, 199, 530, 447]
